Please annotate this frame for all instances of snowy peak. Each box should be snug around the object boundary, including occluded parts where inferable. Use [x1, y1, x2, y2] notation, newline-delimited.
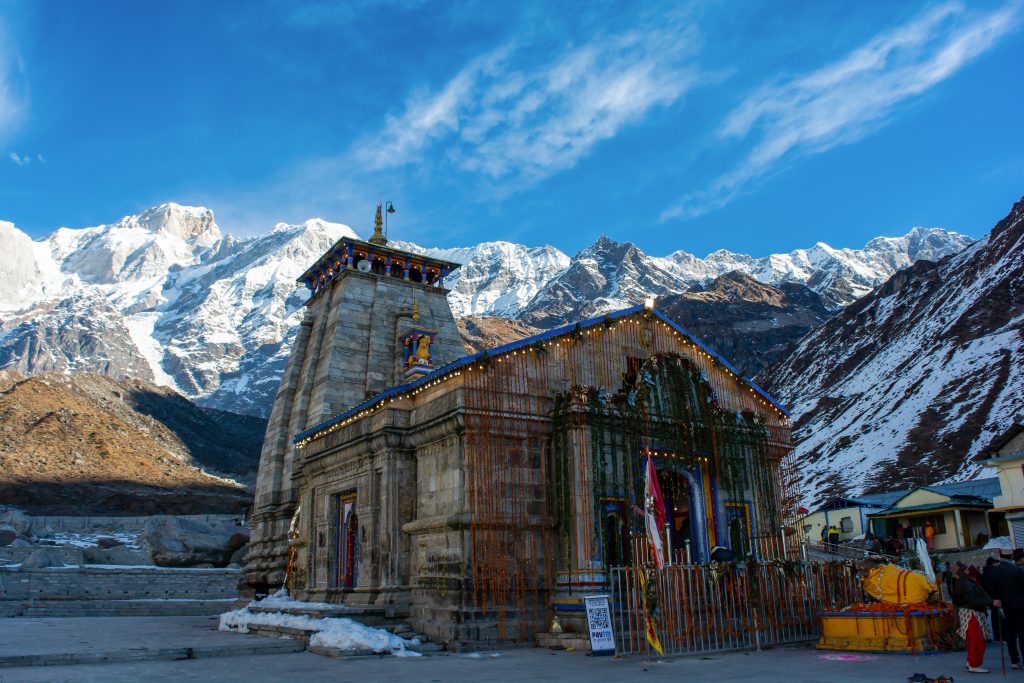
[46, 203, 223, 290]
[518, 235, 683, 328]
[389, 238, 570, 318]
[128, 203, 220, 244]
[0, 220, 61, 312]
[655, 227, 972, 309]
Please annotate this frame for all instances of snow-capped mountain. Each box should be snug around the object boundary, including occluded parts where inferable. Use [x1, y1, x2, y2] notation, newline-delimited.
[0, 204, 355, 416]
[758, 197, 1024, 505]
[389, 239, 570, 318]
[0, 202, 974, 417]
[518, 235, 686, 328]
[654, 227, 974, 309]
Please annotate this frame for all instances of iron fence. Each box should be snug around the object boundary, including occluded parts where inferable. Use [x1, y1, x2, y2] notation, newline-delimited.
[609, 560, 864, 656]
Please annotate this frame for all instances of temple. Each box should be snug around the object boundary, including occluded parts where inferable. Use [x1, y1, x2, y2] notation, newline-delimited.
[245, 206, 796, 647]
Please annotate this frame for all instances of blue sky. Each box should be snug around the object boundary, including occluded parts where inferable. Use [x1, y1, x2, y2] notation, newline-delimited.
[1, 0, 1022, 257]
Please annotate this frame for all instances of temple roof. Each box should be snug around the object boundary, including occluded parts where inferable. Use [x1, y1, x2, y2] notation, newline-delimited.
[296, 234, 461, 290]
[294, 305, 791, 448]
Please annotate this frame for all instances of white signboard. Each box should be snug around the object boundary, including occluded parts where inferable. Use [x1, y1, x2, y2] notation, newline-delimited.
[584, 594, 616, 656]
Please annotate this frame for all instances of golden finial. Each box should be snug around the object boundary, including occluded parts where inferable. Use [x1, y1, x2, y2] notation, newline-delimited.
[369, 201, 387, 246]
[412, 299, 420, 321]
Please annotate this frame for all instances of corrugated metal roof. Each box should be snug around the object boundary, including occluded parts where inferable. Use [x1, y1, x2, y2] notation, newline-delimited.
[922, 477, 1002, 500]
[848, 490, 911, 507]
[869, 500, 993, 517]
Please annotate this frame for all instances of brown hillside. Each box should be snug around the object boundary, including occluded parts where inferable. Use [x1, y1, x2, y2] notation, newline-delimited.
[0, 371, 264, 514]
[457, 316, 543, 354]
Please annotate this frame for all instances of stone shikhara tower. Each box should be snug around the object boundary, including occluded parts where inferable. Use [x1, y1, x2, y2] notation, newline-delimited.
[245, 205, 462, 592]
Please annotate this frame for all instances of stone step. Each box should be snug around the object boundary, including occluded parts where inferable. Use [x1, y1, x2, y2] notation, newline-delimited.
[7, 598, 238, 618]
[536, 631, 593, 652]
[246, 623, 319, 640]
[247, 604, 392, 627]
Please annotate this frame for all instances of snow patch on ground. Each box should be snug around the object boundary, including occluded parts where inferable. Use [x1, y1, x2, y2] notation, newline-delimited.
[52, 531, 142, 550]
[220, 592, 420, 656]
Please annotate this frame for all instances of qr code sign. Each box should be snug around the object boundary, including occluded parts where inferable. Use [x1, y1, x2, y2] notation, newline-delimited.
[588, 608, 611, 631]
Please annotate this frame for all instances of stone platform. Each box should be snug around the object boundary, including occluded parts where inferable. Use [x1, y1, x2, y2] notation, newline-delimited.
[0, 565, 241, 617]
[0, 616, 305, 667]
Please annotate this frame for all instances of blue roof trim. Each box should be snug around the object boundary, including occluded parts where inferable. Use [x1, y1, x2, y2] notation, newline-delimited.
[294, 305, 790, 445]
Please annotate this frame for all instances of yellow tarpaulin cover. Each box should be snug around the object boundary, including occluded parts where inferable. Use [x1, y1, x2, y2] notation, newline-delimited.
[862, 564, 938, 605]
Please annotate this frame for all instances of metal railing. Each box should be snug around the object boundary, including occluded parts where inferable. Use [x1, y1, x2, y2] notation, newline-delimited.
[609, 560, 864, 657]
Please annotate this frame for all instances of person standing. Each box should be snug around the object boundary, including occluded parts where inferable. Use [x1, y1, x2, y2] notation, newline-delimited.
[953, 562, 1002, 674]
[827, 525, 840, 552]
[924, 520, 936, 550]
[987, 554, 1024, 669]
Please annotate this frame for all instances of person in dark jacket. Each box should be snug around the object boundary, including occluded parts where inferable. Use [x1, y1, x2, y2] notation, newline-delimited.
[827, 525, 840, 550]
[986, 556, 1024, 669]
[953, 563, 1002, 674]
[981, 557, 1003, 642]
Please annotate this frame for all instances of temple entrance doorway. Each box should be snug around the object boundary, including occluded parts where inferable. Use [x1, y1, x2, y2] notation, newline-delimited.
[600, 498, 630, 567]
[334, 493, 359, 588]
[726, 502, 752, 559]
[658, 469, 697, 563]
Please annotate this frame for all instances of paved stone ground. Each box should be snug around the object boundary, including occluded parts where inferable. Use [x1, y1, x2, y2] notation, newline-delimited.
[0, 616, 303, 667]
[0, 614, 1007, 683]
[0, 646, 1002, 683]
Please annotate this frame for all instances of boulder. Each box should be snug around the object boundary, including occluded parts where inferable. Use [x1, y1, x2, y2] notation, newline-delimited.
[227, 531, 250, 551]
[11, 537, 33, 547]
[0, 509, 31, 537]
[21, 548, 62, 569]
[229, 544, 248, 566]
[96, 537, 125, 549]
[0, 528, 17, 546]
[82, 546, 148, 566]
[143, 516, 248, 567]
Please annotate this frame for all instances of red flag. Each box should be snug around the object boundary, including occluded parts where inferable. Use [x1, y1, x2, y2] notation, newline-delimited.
[645, 454, 667, 530]
[644, 454, 668, 569]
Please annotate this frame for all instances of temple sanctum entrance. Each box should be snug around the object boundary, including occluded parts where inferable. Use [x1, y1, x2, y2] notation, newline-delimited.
[658, 468, 704, 563]
[334, 493, 358, 589]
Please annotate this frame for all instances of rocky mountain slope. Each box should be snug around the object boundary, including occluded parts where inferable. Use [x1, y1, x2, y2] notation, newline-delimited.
[0, 203, 971, 417]
[0, 370, 265, 514]
[657, 273, 832, 378]
[456, 316, 543, 354]
[759, 197, 1024, 504]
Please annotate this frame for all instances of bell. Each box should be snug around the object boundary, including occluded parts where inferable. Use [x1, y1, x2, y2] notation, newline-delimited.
[550, 614, 563, 634]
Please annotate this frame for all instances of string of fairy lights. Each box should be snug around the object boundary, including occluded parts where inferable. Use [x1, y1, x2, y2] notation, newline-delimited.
[293, 309, 790, 449]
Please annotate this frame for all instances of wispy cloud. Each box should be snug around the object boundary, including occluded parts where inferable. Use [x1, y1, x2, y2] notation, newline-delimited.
[353, 24, 702, 190]
[0, 18, 27, 145]
[8, 151, 29, 165]
[663, 1, 1024, 221]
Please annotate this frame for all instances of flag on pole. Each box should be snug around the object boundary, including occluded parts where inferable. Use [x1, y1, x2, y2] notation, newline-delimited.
[644, 453, 667, 569]
[637, 567, 664, 655]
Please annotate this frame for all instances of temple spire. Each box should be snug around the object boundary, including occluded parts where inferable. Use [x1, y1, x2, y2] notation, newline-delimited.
[369, 201, 387, 246]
